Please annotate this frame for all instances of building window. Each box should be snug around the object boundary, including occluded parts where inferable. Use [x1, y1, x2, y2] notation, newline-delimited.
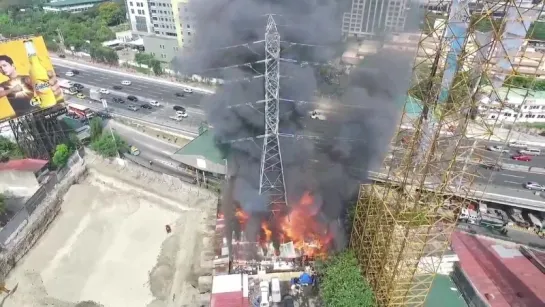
[135, 16, 148, 32]
[151, 10, 156, 13]
[131, 9, 135, 13]
[187, 31, 191, 36]
[187, 24, 190, 28]
[161, 54, 166, 58]
[152, 17, 158, 20]
[155, 31, 160, 34]
[151, 52, 155, 56]
[130, 1, 133, 6]
[174, 46, 179, 51]
[150, 2, 155, 5]
[154, 23, 158, 27]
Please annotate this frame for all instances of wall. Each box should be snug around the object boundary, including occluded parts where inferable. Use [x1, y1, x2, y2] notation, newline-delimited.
[0, 171, 39, 198]
[143, 35, 179, 62]
[0, 153, 86, 281]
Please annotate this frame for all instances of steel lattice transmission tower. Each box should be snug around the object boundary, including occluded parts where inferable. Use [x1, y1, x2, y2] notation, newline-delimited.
[259, 15, 288, 211]
[349, 0, 545, 306]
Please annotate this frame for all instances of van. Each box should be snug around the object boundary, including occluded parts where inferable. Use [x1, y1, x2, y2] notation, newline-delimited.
[519, 148, 541, 156]
[260, 281, 270, 307]
[270, 278, 282, 303]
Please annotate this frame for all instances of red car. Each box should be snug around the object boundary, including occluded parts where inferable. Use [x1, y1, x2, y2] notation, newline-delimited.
[512, 154, 532, 162]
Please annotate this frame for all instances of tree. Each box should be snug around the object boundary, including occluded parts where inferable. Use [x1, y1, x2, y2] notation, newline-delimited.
[0, 136, 23, 159]
[68, 132, 82, 150]
[317, 250, 375, 307]
[91, 133, 125, 157]
[89, 117, 103, 142]
[52, 144, 71, 168]
[90, 44, 119, 65]
[97, 2, 126, 26]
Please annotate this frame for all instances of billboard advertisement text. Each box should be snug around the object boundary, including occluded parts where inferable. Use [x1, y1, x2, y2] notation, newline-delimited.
[0, 36, 64, 121]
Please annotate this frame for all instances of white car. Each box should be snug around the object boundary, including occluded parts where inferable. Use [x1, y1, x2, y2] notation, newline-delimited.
[525, 181, 545, 191]
[486, 145, 509, 153]
[176, 110, 188, 118]
[65, 71, 74, 77]
[509, 142, 527, 148]
[99, 88, 110, 94]
[310, 110, 326, 120]
[183, 88, 193, 93]
[121, 80, 132, 85]
[149, 100, 160, 106]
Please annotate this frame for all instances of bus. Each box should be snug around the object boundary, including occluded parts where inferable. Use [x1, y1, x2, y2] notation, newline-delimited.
[67, 103, 95, 119]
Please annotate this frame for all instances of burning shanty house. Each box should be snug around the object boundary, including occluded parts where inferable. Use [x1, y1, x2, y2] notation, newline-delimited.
[214, 191, 334, 275]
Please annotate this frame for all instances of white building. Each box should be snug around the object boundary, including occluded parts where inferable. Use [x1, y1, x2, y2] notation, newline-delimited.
[43, 0, 110, 13]
[342, 0, 409, 38]
[126, 0, 185, 62]
[480, 87, 545, 123]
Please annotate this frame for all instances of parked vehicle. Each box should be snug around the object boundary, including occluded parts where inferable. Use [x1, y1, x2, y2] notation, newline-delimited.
[141, 104, 152, 109]
[128, 105, 138, 111]
[113, 97, 124, 103]
[149, 100, 160, 106]
[173, 105, 186, 112]
[89, 89, 102, 102]
[509, 208, 531, 228]
[127, 95, 138, 102]
[113, 85, 122, 90]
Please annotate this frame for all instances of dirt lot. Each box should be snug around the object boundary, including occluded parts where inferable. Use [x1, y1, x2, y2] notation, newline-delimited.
[2, 161, 217, 307]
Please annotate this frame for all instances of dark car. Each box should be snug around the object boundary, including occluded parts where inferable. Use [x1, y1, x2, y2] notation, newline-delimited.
[127, 95, 138, 102]
[175, 92, 185, 97]
[71, 69, 80, 75]
[173, 105, 186, 112]
[59, 54, 66, 58]
[483, 162, 502, 171]
[141, 104, 152, 109]
[96, 111, 111, 119]
[113, 97, 125, 103]
[73, 83, 84, 90]
[112, 85, 122, 90]
[282, 295, 295, 307]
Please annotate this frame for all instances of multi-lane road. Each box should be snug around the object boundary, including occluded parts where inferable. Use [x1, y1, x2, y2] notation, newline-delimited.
[54, 64, 207, 134]
[52, 59, 545, 205]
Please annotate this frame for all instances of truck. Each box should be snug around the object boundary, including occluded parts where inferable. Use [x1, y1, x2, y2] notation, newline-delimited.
[67, 103, 95, 119]
[89, 89, 102, 102]
[526, 212, 543, 230]
[509, 208, 531, 228]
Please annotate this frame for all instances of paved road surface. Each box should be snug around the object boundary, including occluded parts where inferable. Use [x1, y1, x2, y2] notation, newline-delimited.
[55, 64, 204, 109]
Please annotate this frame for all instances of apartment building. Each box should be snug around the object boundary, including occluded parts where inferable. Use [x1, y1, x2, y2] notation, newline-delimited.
[43, 0, 109, 13]
[342, 0, 409, 38]
[126, 0, 186, 62]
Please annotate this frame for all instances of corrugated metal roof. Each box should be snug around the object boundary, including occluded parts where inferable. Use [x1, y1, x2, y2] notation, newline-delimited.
[0, 159, 48, 172]
[210, 274, 249, 307]
[171, 129, 227, 174]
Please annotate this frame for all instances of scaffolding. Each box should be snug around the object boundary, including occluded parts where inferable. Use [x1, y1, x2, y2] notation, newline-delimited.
[350, 0, 545, 306]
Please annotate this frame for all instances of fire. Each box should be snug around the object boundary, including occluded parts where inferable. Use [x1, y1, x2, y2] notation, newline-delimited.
[230, 191, 332, 258]
[235, 207, 249, 226]
[279, 191, 332, 257]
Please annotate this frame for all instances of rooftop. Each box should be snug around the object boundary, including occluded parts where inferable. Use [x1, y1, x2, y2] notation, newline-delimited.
[171, 129, 226, 174]
[452, 231, 545, 307]
[0, 159, 48, 172]
[425, 275, 467, 307]
[44, 0, 108, 7]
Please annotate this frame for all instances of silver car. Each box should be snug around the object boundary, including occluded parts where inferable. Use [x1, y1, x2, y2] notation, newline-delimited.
[486, 145, 509, 153]
[128, 105, 138, 111]
[524, 181, 545, 191]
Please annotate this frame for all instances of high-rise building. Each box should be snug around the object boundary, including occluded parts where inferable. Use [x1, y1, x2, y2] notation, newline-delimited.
[342, 0, 409, 38]
[126, 0, 184, 62]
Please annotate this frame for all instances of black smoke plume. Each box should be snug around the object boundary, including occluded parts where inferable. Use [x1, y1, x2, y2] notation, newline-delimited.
[173, 0, 420, 250]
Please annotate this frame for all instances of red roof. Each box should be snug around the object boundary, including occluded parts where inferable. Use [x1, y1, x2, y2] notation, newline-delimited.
[211, 291, 246, 307]
[452, 231, 545, 307]
[0, 159, 48, 172]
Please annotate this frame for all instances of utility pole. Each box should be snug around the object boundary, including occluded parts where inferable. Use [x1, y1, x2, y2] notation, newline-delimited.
[56, 28, 66, 55]
[259, 15, 288, 213]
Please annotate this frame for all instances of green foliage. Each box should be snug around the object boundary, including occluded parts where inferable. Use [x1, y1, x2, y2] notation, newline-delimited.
[0, 136, 23, 159]
[0, 2, 126, 52]
[68, 133, 82, 150]
[503, 75, 545, 91]
[97, 2, 126, 26]
[0, 193, 5, 214]
[89, 117, 104, 142]
[135, 53, 163, 75]
[471, 15, 503, 33]
[90, 44, 119, 65]
[52, 144, 70, 168]
[91, 132, 125, 157]
[528, 21, 545, 41]
[317, 250, 375, 307]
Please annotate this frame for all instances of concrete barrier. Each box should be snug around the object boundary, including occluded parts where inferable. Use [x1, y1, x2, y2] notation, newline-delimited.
[530, 167, 545, 174]
[502, 164, 531, 172]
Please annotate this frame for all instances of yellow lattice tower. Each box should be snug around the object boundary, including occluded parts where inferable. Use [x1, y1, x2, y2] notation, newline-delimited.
[350, 1, 545, 306]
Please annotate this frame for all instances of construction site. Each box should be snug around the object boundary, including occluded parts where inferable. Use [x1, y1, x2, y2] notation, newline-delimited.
[1, 152, 218, 307]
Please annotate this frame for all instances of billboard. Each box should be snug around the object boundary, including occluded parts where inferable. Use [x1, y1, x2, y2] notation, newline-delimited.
[0, 36, 64, 121]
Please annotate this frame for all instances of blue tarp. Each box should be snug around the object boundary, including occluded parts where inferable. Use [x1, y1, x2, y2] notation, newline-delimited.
[299, 273, 312, 285]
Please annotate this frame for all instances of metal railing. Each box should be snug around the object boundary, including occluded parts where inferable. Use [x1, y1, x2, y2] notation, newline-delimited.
[0, 149, 84, 247]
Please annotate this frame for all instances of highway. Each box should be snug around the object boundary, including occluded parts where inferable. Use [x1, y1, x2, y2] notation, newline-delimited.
[52, 59, 545, 208]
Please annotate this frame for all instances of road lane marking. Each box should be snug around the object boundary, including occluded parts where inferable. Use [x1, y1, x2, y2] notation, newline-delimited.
[500, 174, 525, 178]
[504, 181, 522, 184]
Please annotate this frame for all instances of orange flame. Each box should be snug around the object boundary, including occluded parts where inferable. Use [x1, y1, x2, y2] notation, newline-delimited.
[235, 207, 249, 226]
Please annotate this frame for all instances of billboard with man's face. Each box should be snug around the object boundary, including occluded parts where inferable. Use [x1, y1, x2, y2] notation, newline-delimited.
[0, 36, 64, 121]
